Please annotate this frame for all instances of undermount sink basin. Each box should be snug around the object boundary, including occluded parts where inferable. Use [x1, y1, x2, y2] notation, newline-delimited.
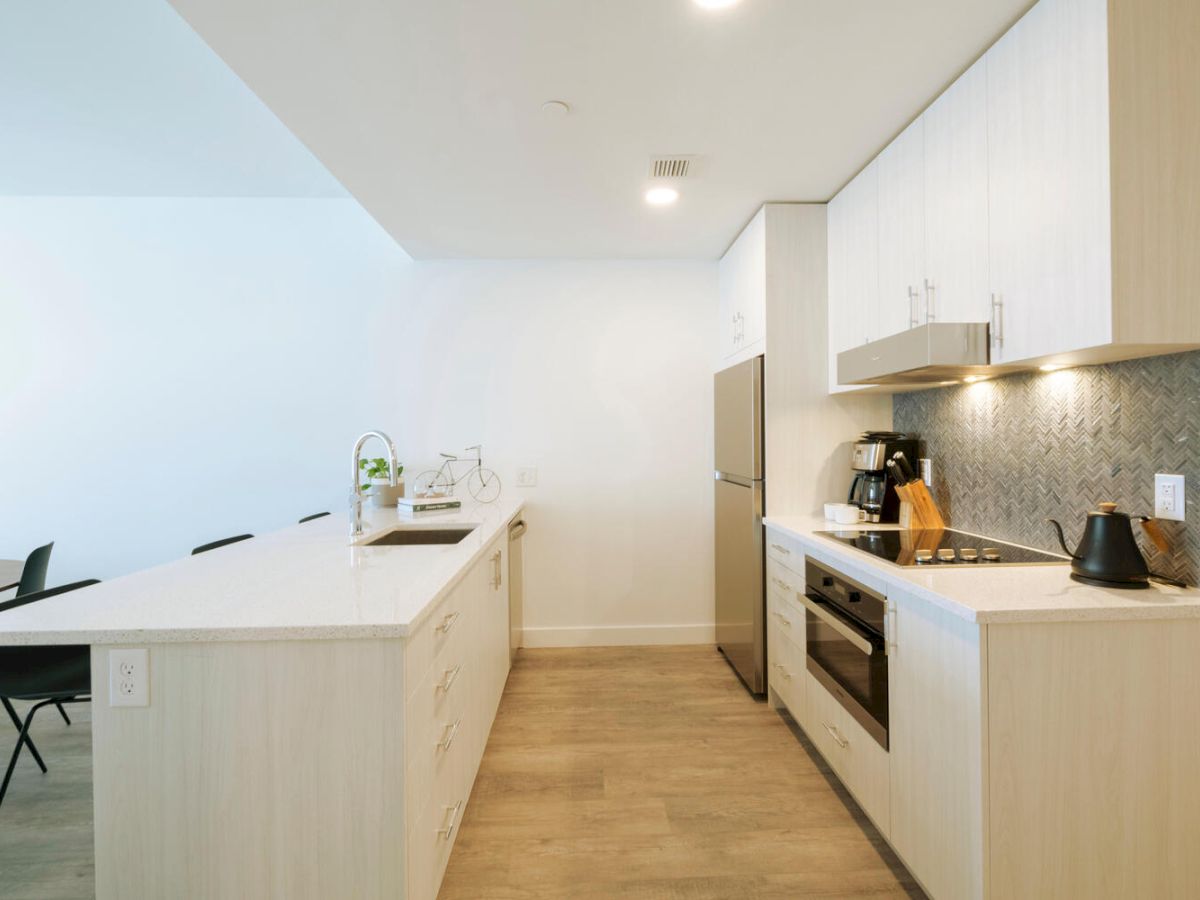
[363, 526, 476, 547]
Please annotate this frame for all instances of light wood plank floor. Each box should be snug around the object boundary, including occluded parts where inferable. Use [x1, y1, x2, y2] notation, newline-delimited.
[439, 645, 924, 899]
[0, 700, 94, 900]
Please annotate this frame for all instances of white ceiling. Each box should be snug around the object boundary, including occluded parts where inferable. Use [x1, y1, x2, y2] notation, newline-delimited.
[169, 0, 1033, 258]
[0, 0, 344, 198]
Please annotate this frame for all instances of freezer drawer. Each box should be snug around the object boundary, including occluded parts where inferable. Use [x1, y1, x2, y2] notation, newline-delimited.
[714, 476, 764, 694]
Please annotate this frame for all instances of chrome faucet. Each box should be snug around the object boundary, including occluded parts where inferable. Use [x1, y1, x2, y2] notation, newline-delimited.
[350, 430, 398, 537]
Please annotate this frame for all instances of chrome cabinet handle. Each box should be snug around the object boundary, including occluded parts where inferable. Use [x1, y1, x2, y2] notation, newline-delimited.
[924, 278, 935, 323]
[436, 718, 462, 752]
[491, 550, 502, 589]
[822, 721, 849, 749]
[770, 575, 792, 592]
[886, 604, 897, 656]
[435, 664, 463, 694]
[435, 611, 460, 634]
[991, 293, 1004, 348]
[907, 285, 920, 328]
[772, 663, 792, 681]
[772, 610, 791, 627]
[770, 543, 791, 556]
[437, 800, 464, 840]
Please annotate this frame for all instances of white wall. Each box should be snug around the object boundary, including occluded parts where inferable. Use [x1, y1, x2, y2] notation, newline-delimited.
[0, 196, 409, 584]
[393, 261, 717, 646]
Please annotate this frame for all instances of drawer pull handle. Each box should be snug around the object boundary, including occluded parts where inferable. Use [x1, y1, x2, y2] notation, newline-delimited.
[491, 550, 503, 588]
[770, 543, 791, 556]
[772, 663, 792, 681]
[822, 721, 849, 749]
[772, 611, 791, 627]
[437, 800, 464, 841]
[436, 718, 462, 752]
[436, 611, 460, 634]
[436, 664, 463, 694]
[771, 576, 791, 591]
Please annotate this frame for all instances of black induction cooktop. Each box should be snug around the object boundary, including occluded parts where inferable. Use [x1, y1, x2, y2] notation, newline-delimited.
[816, 529, 1069, 567]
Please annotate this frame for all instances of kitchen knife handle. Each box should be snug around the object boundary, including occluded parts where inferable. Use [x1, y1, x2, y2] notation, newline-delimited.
[892, 451, 916, 484]
[885, 458, 907, 486]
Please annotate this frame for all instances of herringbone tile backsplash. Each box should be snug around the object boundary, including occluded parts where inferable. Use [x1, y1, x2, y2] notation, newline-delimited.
[893, 350, 1200, 586]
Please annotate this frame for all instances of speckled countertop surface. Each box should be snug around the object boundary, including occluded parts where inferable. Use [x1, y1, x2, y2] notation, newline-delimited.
[0, 499, 524, 645]
[765, 515, 1200, 624]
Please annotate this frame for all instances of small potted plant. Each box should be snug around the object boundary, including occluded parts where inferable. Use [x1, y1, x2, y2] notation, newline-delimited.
[359, 458, 405, 507]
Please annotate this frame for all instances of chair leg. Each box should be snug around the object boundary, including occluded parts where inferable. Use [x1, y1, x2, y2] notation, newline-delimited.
[55, 702, 71, 726]
[0, 698, 58, 809]
[1, 697, 46, 774]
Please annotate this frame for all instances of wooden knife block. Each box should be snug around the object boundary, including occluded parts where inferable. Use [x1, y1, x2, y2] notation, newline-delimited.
[895, 480, 945, 531]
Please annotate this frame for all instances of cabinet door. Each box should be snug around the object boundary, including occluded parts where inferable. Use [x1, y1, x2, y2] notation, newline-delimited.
[888, 590, 986, 900]
[877, 118, 926, 337]
[986, 0, 1112, 363]
[924, 56, 991, 326]
[718, 207, 766, 362]
[827, 163, 879, 393]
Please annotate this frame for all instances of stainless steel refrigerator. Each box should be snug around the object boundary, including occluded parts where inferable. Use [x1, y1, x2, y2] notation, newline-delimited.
[714, 356, 765, 695]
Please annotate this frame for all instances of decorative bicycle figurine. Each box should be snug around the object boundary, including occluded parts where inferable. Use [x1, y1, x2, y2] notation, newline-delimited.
[413, 445, 502, 503]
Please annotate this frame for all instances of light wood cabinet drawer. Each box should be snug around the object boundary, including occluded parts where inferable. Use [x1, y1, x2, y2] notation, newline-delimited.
[767, 616, 805, 723]
[405, 580, 474, 699]
[765, 529, 802, 569]
[766, 582, 803, 652]
[805, 672, 890, 837]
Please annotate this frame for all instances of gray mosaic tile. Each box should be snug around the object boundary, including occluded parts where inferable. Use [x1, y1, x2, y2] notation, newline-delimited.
[893, 350, 1200, 585]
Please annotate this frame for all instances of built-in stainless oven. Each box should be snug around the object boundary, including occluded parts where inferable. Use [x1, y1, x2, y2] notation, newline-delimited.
[800, 558, 888, 749]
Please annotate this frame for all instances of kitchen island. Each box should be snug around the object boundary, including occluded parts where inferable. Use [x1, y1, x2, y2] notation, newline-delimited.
[763, 515, 1200, 900]
[0, 499, 524, 900]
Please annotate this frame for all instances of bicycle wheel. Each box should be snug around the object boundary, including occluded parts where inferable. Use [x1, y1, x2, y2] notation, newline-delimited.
[467, 467, 502, 503]
[414, 469, 452, 498]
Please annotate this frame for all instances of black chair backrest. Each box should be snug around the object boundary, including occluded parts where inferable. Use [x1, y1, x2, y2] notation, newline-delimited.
[0, 579, 100, 614]
[298, 512, 331, 523]
[191, 534, 253, 555]
[16, 542, 53, 597]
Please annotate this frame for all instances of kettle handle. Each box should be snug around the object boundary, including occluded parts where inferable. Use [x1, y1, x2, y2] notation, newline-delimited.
[1136, 517, 1171, 554]
[1045, 519, 1081, 560]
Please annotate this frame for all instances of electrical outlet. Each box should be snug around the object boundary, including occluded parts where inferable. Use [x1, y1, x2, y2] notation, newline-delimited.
[919, 458, 933, 488]
[516, 466, 538, 487]
[1155, 473, 1185, 522]
[109, 649, 149, 707]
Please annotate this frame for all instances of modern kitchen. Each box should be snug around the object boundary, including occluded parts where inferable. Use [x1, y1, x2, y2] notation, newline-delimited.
[2, 0, 1198, 898]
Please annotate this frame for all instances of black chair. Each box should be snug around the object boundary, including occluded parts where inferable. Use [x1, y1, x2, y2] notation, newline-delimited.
[0, 579, 99, 809]
[298, 512, 330, 523]
[0, 542, 53, 594]
[191, 534, 253, 555]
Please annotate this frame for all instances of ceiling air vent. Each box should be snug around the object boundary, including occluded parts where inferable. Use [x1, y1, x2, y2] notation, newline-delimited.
[649, 156, 697, 179]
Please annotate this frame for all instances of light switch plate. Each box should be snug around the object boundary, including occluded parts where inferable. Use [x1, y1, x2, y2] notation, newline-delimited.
[109, 648, 149, 707]
[516, 466, 538, 487]
[1155, 473, 1185, 522]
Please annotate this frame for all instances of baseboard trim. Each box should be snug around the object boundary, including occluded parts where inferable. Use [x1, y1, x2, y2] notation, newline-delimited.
[519, 623, 716, 649]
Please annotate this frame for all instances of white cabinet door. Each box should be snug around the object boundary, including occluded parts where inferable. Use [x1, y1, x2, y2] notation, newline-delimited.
[987, 0, 1112, 363]
[827, 162, 879, 392]
[888, 589, 986, 900]
[877, 117, 926, 337]
[924, 56, 991, 326]
[718, 207, 766, 363]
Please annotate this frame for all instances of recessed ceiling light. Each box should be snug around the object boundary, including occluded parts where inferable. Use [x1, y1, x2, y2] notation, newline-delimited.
[645, 186, 679, 206]
[693, 0, 740, 8]
[541, 100, 570, 118]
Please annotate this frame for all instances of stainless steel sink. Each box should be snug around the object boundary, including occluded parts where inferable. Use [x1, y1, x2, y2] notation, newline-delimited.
[363, 527, 476, 547]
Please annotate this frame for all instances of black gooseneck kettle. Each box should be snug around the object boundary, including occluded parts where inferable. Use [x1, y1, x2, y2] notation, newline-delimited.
[1047, 502, 1184, 589]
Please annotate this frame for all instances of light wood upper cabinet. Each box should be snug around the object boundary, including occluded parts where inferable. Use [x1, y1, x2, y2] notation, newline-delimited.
[877, 118, 926, 338]
[717, 207, 766, 365]
[923, 56, 991, 326]
[827, 160, 880, 393]
[986, 0, 1113, 364]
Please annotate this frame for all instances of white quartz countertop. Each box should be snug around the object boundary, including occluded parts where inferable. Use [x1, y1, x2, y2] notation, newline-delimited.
[0, 499, 525, 646]
[764, 515, 1200, 624]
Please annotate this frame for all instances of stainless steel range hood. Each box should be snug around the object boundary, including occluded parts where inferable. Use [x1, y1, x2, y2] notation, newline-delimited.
[837, 322, 991, 385]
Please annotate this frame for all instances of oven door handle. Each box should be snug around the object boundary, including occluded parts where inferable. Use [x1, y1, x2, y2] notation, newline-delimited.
[798, 592, 876, 656]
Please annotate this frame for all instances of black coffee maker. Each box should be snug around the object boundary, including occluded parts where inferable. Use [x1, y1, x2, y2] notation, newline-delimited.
[848, 434, 918, 523]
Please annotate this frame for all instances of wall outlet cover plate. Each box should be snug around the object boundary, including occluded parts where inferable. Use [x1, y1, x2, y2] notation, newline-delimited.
[1154, 473, 1186, 522]
[109, 648, 150, 707]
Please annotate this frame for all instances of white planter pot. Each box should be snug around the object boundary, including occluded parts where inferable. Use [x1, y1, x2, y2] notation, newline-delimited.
[369, 479, 405, 507]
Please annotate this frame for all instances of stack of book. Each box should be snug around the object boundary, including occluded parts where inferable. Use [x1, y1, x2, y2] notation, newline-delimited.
[397, 495, 462, 518]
